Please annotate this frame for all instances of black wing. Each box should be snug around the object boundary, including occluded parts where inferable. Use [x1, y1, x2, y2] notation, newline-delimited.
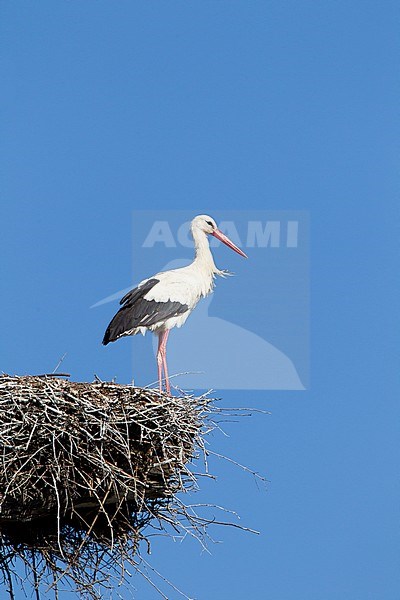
[102, 278, 189, 345]
[118, 278, 159, 306]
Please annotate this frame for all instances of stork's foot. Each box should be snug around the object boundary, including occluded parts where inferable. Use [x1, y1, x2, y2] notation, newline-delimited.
[158, 381, 172, 396]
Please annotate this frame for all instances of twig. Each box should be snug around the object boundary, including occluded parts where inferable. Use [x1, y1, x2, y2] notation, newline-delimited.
[52, 353, 67, 374]
[36, 373, 71, 378]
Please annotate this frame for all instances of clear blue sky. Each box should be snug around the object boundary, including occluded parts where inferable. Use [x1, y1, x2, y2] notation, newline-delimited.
[1, 2, 399, 599]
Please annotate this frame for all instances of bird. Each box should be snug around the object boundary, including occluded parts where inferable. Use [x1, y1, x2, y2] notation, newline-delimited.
[102, 214, 247, 394]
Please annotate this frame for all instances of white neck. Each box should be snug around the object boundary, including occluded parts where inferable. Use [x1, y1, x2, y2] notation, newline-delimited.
[187, 226, 226, 298]
[192, 228, 219, 274]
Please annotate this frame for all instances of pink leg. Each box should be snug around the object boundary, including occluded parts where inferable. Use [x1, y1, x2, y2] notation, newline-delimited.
[156, 330, 171, 394]
[161, 330, 170, 394]
[157, 333, 164, 393]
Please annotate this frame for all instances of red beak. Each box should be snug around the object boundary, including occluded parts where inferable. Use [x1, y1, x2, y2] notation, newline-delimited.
[211, 229, 248, 258]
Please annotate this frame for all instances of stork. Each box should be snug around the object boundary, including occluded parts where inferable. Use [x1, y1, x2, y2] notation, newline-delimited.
[102, 215, 247, 394]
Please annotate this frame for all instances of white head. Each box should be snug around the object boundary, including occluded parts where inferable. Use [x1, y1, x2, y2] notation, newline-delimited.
[191, 214, 218, 235]
[191, 214, 248, 258]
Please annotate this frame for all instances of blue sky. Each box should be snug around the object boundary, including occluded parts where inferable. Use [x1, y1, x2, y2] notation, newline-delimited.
[1, 1, 399, 599]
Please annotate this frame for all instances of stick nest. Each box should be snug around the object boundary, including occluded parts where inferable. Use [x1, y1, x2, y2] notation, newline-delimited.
[0, 374, 214, 599]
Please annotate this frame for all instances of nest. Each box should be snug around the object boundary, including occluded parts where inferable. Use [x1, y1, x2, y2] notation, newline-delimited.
[0, 374, 216, 599]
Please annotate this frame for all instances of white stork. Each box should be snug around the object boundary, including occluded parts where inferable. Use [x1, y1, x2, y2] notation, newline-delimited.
[103, 214, 247, 393]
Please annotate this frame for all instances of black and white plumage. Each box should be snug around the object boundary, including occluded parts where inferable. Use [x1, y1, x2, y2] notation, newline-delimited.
[102, 279, 189, 344]
[102, 214, 247, 394]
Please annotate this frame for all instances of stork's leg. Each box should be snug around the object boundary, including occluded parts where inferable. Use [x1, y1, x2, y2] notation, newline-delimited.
[161, 330, 170, 394]
[156, 330, 171, 394]
[157, 333, 164, 393]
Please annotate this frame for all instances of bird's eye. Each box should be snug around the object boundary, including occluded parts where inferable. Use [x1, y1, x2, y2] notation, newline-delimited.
[206, 220, 213, 227]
